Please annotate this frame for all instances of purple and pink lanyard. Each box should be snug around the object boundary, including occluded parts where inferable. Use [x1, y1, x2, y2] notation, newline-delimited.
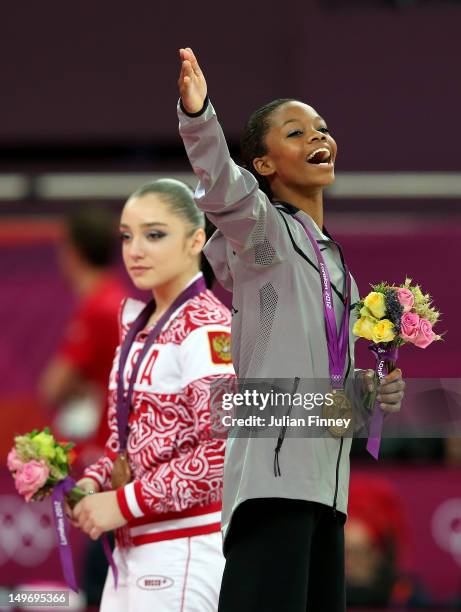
[55, 276, 207, 592]
[292, 213, 389, 458]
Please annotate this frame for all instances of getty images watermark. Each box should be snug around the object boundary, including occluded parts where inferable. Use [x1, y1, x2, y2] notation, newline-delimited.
[209, 377, 461, 439]
[209, 378, 365, 439]
[220, 388, 349, 429]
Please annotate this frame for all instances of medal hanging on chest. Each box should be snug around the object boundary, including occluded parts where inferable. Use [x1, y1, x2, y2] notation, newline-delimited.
[292, 214, 353, 438]
[112, 276, 207, 489]
[111, 451, 132, 489]
[323, 389, 353, 438]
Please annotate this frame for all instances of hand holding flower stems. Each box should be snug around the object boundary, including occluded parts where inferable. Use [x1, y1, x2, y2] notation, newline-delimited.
[72, 490, 127, 541]
[360, 368, 405, 415]
[178, 47, 208, 114]
[62, 476, 127, 540]
[64, 478, 100, 528]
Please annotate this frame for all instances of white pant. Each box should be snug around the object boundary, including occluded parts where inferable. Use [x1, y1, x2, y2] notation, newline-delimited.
[99, 532, 225, 612]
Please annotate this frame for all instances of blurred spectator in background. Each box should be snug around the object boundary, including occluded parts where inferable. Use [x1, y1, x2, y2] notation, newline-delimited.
[38, 207, 125, 608]
[346, 475, 433, 608]
[38, 207, 126, 468]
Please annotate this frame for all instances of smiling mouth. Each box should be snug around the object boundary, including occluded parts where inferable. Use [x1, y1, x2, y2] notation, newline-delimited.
[306, 147, 332, 165]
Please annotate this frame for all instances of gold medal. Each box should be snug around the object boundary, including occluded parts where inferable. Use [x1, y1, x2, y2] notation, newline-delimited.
[111, 451, 132, 489]
[323, 388, 353, 438]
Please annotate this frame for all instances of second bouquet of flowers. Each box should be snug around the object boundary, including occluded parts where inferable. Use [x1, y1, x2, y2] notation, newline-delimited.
[353, 278, 442, 458]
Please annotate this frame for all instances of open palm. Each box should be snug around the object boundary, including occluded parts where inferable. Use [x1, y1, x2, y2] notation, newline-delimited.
[178, 47, 208, 114]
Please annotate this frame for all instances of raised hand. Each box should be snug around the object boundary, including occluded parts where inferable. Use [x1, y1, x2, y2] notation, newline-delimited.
[178, 47, 207, 114]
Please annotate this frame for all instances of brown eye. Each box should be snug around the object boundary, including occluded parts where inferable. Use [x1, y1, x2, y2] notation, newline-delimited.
[287, 130, 303, 137]
[318, 127, 329, 134]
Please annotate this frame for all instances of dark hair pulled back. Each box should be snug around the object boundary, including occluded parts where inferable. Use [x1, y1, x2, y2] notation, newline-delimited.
[240, 98, 297, 200]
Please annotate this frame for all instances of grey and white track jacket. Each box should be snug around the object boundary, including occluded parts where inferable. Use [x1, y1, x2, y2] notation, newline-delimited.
[178, 98, 368, 546]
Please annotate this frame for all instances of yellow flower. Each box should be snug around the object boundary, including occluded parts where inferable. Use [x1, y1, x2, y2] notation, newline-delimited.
[33, 432, 56, 461]
[371, 319, 395, 344]
[364, 292, 386, 319]
[353, 316, 376, 341]
[360, 306, 378, 322]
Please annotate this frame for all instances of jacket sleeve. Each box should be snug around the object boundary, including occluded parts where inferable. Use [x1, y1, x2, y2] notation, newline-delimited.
[116, 324, 235, 519]
[178, 99, 284, 261]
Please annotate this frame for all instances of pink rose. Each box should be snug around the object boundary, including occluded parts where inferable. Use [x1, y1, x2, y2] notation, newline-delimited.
[14, 460, 49, 502]
[400, 312, 420, 343]
[7, 448, 23, 472]
[414, 318, 436, 349]
[397, 288, 415, 313]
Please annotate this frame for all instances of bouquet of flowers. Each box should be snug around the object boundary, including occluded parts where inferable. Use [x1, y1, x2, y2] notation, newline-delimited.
[353, 278, 442, 458]
[7, 427, 88, 591]
[7, 427, 85, 506]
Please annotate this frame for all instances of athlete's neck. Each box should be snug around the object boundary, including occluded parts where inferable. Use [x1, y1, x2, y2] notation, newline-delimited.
[151, 267, 201, 319]
[273, 186, 324, 230]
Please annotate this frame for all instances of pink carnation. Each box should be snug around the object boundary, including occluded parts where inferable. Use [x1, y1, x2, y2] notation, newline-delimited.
[14, 460, 49, 502]
[7, 448, 24, 472]
[400, 312, 420, 343]
[414, 318, 436, 349]
[397, 288, 415, 313]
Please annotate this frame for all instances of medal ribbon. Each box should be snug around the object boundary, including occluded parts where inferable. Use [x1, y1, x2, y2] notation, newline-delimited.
[291, 214, 351, 390]
[51, 477, 117, 591]
[366, 343, 399, 460]
[116, 275, 207, 453]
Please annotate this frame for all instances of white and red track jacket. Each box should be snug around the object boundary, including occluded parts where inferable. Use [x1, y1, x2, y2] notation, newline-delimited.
[83, 273, 235, 546]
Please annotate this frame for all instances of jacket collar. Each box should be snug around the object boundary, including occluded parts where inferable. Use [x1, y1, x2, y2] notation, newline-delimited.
[273, 200, 331, 242]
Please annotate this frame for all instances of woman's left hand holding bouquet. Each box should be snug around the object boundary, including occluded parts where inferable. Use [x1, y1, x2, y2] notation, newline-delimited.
[73, 488, 127, 540]
[64, 477, 99, 527]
